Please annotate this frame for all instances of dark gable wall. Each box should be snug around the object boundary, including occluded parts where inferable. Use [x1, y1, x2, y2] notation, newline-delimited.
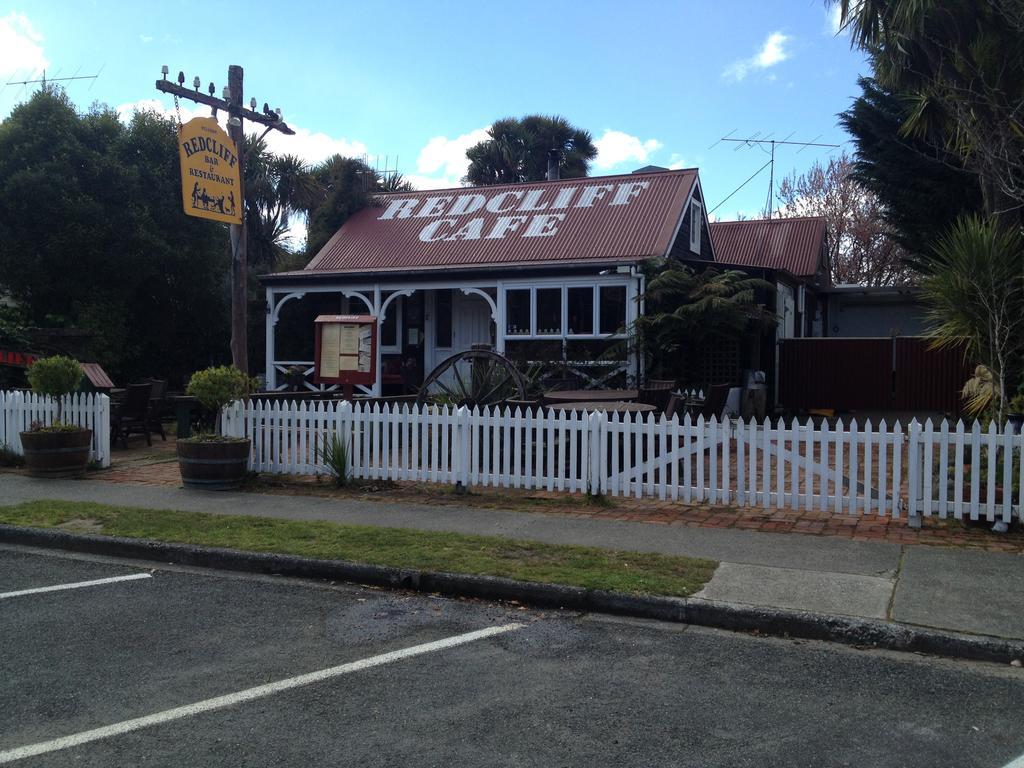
[668, 184, 714, 262]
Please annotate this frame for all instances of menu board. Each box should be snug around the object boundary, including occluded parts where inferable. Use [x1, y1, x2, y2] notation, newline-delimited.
[314, 314, 377, 386]
[319, 324, 341, 378]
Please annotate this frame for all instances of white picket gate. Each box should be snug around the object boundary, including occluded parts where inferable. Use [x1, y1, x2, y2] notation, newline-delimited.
[222, 399, 1023, 527]
[0, 390, 111, 467]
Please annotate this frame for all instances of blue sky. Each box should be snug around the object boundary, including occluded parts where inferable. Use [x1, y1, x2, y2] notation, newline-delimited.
[0, 1, 868, 227]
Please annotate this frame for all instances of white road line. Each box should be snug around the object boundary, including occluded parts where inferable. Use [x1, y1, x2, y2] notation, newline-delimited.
[1002, 754, 1024, 768]
[0, 573, 152, 600]
[0, 622, 523, 764]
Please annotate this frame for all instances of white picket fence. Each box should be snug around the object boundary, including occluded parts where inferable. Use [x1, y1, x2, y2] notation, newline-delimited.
[1, 391, 112, 467]
[221, 400, 1024, 526]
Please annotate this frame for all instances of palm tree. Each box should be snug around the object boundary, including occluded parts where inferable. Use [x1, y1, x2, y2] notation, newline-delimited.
[465, 115, 597, 186]
[303, 155, 378, 257]
[243, 136, 318, 270]
[922, 216, 1024, 425]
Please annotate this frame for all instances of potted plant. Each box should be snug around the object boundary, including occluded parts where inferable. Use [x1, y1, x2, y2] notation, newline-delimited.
[177, 365, 255, 490]
[20, 355, 92, 477]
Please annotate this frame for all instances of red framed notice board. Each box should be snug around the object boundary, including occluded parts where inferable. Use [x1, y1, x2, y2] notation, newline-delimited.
[314, 314, 377, 387]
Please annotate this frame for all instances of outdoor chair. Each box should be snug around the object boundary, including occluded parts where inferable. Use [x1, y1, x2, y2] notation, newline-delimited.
[639, 386, 673, 413]
[143, 378, 168, 441]
[696, 383, 732, 421]
[663, 392, 683, 421]
[110, 382, 154, 449]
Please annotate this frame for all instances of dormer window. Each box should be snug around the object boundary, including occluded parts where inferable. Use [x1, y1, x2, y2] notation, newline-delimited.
[690, 200, 702, 254]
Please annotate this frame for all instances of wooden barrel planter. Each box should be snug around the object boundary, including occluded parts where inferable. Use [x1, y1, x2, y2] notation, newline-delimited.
[177, 439, 252, 490]
[19, 429, 93, 478]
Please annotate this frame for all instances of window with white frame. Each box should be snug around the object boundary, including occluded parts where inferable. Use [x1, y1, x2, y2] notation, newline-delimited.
[535, 288, 561, 336]
[567, 287, 594, 335]
[501, 283, 629, 338]
[598, 286, 627, 334]
[690, 200, 702, 253]
[505, 289, 531, 336]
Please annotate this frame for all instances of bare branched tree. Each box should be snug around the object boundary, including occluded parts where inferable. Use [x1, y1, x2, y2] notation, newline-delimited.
[777, 153, 913, 286]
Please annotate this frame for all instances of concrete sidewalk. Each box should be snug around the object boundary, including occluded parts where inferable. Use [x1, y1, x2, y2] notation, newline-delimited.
[3, 473, 1023, 642]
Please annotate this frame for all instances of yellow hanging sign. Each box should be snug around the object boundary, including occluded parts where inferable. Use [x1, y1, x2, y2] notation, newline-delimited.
[178, 117, 242, 225]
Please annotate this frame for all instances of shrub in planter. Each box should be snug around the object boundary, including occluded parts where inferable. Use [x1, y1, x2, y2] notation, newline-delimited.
[177, 366, 256, 490]
[20, 356, 92, 478]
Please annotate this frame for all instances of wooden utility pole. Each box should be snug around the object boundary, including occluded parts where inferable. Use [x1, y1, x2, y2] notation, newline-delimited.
[226, 65, 248, 371]
[156, 64, 295, 373]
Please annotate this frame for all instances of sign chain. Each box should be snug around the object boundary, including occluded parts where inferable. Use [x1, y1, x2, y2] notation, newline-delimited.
[172, 93, 182, 127]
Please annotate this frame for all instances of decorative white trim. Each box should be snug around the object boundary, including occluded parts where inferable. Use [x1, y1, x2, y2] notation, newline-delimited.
[342, 290, 373, 313]
[269, 291, 307, 325]
[459, 287, 497, 321]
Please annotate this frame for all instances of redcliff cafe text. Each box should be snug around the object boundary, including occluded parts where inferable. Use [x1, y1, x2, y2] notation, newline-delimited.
[260, 167, 712, 395]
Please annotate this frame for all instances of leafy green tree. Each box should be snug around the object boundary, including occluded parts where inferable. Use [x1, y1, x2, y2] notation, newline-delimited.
[465, 115, 597, 186]
[838, 77, 983, 264]
[634, 261, 775, 380]
[922, 216, 1024, 424]
[0, 88, 231, 385]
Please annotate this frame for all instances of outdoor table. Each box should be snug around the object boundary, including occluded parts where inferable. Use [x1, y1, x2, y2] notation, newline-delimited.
[547, 401, 657, 414]
[542, 389, 638, 404]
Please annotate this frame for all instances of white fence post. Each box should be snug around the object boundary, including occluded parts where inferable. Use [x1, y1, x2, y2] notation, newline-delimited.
[456, 405, 470, 491]
[96, 394, 111, 467]
[907, 419, 922, 528]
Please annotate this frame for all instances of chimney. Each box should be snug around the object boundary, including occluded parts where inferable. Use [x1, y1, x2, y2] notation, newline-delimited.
[546, 149, 561, 181]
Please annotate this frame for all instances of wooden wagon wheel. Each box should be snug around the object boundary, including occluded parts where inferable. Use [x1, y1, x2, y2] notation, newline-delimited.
[416, 348, 527, 407]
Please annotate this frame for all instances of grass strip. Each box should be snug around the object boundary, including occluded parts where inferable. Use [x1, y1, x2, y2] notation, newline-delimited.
[0, 500, 717, 597]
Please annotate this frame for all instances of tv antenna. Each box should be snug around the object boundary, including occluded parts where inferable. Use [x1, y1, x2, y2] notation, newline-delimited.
[710, 132, 841, 218]
[357, 154, 405, 192]
[3, 66, 103, 95]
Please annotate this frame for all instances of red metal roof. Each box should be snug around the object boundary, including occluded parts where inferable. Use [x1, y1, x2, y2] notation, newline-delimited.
[709, 217, 827, 279]
[300, 169, 698, 275]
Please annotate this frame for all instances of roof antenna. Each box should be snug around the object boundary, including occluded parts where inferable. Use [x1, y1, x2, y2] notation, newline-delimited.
[715, 133, 840, 218]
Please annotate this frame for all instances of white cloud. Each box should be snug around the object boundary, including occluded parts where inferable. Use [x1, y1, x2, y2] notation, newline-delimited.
[415, 127, 490, 187]
[593, 129, 663, 170]
[114, 98, 367, 168]
[401, 173, 468, 191]
[0, 12, 49, 80]
[261, 124, 366, 166]
[827, 2, 860, 35]
[667, 153, 687, 170]
[139, 34, 153, 43]
[723, 31, 790, 82]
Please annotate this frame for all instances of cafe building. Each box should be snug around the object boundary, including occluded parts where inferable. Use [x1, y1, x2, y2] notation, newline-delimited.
[260, 167, 714, 396]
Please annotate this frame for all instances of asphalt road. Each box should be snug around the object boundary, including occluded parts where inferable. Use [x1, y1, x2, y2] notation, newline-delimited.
[1, 545, 1023, 768]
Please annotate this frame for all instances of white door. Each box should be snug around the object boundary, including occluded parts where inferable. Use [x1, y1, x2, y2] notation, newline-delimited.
[424, 290, 494, 372]
[452, 292, 492, 353]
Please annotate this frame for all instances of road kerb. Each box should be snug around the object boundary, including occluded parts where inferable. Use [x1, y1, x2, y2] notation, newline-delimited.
[1, 523, 1021, 665]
